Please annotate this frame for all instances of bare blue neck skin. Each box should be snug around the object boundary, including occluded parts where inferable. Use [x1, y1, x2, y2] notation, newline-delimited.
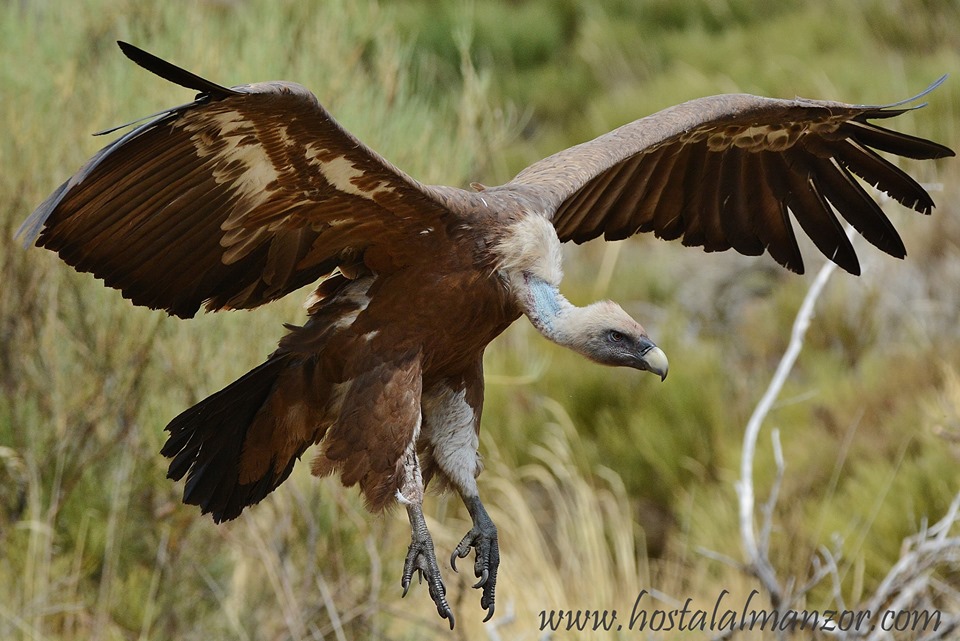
[522, 272, 573, 341]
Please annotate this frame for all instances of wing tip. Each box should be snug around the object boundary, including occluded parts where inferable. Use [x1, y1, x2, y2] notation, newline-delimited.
[116, 40, 241, 99]
[15, 181, 69, 247]
[888, 74, 949, 108]
[15, 213, 45, 248]
[859, 75, 952, 123]
[116, 39, 139, 59]
[838, 255, 862, 276]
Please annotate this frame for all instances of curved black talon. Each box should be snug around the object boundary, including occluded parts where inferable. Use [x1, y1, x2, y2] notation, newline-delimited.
[400, 566, 423, 598]
[472, 568, 489, 589]
[483, 601, 496, 623]
[404, 505, 455, 629]
[454, 496, 500, 622]
[450, 544, 470, 573]
[402, 541, 454, 627]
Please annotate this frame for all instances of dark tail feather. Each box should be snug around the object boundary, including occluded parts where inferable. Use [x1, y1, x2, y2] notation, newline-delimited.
[162, 354, 306, 522]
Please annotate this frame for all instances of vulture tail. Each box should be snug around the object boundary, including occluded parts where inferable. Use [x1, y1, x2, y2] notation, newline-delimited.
[162, 353, 316, 522]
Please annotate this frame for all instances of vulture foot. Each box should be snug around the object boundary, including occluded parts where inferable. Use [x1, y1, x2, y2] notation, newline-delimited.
[451, 495, 499, 621]
[402, 504, 454, 628]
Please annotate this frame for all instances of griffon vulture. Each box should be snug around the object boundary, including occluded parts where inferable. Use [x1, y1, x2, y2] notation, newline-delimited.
[19, 42, 953, 627]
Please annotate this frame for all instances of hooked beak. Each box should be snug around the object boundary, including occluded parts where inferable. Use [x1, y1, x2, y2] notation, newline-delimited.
[637, 338, 669, 381]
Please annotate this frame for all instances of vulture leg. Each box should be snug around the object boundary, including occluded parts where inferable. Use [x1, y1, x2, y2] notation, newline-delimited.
[451, 494, 499, 621]
[401, 502, 454, 628]
[420, 375, 498, 620]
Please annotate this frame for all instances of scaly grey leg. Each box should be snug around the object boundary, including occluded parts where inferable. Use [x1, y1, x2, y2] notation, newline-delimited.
[451, 494, 499, 621]
[402, 502, 454, 629]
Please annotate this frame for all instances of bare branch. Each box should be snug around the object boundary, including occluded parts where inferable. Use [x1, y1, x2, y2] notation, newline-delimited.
[858, 491, 960, 641]
[736, 230, 846, 604]
[695, 546, 743, 570]
[704, 190, 960, 640]
[758, 429, 785, 557]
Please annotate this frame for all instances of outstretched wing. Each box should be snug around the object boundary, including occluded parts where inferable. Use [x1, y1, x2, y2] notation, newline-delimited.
[19, 42, 454, 318]
[505, 80, 954, 274]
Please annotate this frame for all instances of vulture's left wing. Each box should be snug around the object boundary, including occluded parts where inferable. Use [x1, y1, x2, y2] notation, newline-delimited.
[19, 42, 454, 318]
[505, 80, 954, 274]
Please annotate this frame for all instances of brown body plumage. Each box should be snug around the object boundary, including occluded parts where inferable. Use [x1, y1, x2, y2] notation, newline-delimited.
[20, 42, 953, 627]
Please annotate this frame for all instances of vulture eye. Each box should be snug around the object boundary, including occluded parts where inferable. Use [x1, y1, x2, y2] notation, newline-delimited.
[608, 330, 624, 343]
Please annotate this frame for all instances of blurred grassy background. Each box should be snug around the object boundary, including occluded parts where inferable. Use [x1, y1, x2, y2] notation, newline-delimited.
[1, 0, 958, 639]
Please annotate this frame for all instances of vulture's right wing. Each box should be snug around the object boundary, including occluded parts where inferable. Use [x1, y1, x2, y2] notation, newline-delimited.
[505, 79, 954, 274]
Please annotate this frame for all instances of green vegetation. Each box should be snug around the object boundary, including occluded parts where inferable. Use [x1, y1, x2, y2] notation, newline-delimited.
[1, 0, 958, 639]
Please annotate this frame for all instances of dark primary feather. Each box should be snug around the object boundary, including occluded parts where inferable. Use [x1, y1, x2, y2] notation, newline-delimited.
[117, 40, 240, 98]
[507, 79, 954, 275]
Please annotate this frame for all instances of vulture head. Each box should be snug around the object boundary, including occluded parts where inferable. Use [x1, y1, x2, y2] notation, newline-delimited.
[499, 215, 667, 380]
[556, 300, 668, 380]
